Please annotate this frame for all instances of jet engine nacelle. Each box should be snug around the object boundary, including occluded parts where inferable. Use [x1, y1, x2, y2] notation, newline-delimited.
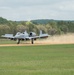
[29, 32, 36, 37]
[29, 32, 37, 40]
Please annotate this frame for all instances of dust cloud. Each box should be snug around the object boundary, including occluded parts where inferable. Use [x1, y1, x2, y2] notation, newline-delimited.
[35, 33, 74, 45]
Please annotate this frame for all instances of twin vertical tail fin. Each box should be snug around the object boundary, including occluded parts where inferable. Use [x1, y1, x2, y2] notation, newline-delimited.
[40, 30, 42, 35]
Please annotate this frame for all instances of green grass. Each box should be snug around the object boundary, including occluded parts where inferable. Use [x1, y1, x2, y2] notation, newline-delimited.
[0, 44, 74, 75]
[0, 39, 31, 44]
[0, 39, 16, 44]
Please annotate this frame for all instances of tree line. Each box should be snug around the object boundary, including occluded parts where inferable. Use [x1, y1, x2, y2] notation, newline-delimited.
[0, 17, 74, 37]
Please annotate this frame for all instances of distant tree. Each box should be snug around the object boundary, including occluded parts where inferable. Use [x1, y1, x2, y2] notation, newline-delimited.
[67, 22, 74, 32]
[0, 17, 8, 24]
[16, 25, 26, 32]
[47, 21, 58, 35]
[8, 21, 18, 35]
[45, 24, 52, 34]
[36, 25, 47, 34]
[0, 25, 10, 36]
[25, 21, 36, 32]
[59, 25, 69, 34]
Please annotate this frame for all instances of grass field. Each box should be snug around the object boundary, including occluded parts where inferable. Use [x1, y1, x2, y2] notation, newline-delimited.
[0, 39, 16, 44]
[0, 44, 74, 75]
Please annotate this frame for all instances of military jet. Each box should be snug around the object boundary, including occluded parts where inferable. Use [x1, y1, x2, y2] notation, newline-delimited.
[1, 30, 49, 44]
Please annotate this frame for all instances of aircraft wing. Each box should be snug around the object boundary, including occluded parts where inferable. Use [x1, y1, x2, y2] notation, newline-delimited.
[25, 34, 49, 40]
[39, 34, 49, 38]
[1, 34, 14, 39]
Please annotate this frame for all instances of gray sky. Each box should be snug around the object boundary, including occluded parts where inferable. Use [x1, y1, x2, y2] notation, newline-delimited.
[0, 0, 74, 21]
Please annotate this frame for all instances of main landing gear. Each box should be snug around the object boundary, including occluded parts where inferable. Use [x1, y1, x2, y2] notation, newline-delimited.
[17, 39, 20, 44]
[31, 38, 34, 44]
[17, 39, 34, 44]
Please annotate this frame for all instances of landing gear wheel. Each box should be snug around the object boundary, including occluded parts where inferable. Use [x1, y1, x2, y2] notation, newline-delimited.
[17, 39, 20, 44]
[31, 38, 34, 44]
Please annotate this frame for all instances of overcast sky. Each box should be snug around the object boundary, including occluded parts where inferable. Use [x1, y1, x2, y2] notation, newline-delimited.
[0, 0, 74, 21]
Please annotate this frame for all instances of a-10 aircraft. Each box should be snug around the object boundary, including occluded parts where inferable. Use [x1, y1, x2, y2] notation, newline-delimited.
[1, 30, 49, 44]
